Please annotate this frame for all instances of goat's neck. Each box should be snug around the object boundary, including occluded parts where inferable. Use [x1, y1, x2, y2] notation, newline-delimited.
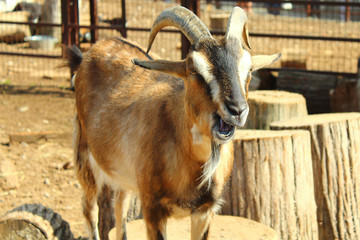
[182, 78, 214, 163]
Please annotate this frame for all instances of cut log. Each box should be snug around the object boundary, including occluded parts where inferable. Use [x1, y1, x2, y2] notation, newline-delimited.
[108, 215, 278, 240]
[270, 112, 360, 240]
[222, 130, 318, 240]
[0, 204, 74, 240]
[244, 90, 308, 129]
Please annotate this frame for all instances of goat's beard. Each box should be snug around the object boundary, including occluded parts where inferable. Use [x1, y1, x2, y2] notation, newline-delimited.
[198, 142, 220, 190]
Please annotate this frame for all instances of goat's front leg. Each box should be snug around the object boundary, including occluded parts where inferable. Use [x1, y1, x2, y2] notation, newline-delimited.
[191, 210, 214, 240]
[114, 190, 130, 240]
[141, 200, 169, 240]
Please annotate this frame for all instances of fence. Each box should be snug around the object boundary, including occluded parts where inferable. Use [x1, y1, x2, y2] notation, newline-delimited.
[0, 0, 359, 87]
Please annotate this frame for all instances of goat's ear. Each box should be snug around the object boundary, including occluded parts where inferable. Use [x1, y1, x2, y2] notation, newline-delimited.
[252, 53, 281, 71]
[132, 59, 187, 77]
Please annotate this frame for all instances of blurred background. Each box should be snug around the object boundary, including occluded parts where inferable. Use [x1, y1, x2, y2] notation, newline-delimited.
[0, 0, 359, 90]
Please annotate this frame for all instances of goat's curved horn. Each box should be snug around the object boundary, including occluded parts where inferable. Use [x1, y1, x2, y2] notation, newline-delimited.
[225, 7, 251, 49]
[147, 6, 212, 53]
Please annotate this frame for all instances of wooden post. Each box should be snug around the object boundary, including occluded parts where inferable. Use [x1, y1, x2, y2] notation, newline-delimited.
[244, 90, 308, 130]
[346, 0, 350, 22]
[271, 113, 360, 240]
[222, 130, 319, 240]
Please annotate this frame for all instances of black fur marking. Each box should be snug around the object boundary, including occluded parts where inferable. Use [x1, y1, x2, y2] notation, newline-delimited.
[195, 40, 242, 102]
[202, 227, 210, 240]
[122, 222, 127, 240]
[122, 232, 127, 240]
[63, 45, 83, 72]
[157, 230, 165, 240]
[114, 37, 153, 60]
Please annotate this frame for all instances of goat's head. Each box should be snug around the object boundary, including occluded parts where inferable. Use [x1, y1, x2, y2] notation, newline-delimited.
[133, 6, 281, 144]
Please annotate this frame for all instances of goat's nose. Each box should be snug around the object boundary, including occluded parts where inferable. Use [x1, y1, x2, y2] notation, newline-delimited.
[225, 100, 247, 116]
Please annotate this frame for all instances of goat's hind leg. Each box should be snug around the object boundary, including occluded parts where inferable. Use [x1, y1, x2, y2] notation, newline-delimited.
[74, 117, 100, 240]
[114, 190, 130, 240]
[77, 155, 100, 239]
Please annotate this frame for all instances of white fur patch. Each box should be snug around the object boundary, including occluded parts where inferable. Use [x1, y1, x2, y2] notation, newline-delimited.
[237, 50, 252, 92]
[70, 74, 76, 89]
[191, 51, 214, 83]
[191, 124, 203, 145]
[88, 151, 138, 193]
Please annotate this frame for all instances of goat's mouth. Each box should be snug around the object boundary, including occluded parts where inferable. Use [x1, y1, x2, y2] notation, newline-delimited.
[212, 114, 236, 143]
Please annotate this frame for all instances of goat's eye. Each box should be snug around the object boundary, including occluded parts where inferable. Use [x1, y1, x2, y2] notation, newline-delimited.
[190, 70, 197, 75]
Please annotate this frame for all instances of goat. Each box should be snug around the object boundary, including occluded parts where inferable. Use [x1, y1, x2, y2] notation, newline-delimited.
[66, 6, 280, 240]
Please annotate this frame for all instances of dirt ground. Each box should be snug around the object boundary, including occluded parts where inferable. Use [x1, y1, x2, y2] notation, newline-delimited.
[0, 83, 88, 238]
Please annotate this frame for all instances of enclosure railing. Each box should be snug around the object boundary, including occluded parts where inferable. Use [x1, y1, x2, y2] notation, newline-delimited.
[0, 0, 359, 83]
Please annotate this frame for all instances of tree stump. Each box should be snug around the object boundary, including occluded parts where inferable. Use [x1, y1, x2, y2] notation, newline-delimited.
[244, 90, 308, 129]
[222, 130, 318, 240]
[270, 112, 360, 240]
[109, 215, 278, 240]
[0, 204, 74, 240]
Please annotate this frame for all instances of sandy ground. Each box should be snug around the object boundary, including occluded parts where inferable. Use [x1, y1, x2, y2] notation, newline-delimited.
[0, 84, 88, 238]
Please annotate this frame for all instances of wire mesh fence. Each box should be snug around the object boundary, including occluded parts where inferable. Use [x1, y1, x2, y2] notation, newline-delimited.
[0, 0, 359, 88]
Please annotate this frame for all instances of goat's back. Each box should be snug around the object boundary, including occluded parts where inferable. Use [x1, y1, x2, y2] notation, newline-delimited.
[73, 38, 186, 191]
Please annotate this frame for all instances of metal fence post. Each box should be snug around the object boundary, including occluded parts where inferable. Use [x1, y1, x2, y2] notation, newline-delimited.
[70, 0, 79, 46]
[121, 0, 127, 38]
[61, 0, 70, 50]
[90, 0, 98, 43]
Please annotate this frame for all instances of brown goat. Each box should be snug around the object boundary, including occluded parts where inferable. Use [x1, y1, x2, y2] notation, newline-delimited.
[67, 6, 280, 240]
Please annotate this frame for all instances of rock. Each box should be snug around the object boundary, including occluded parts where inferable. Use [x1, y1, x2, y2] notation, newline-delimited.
[44, 178, 50, 185]
[19, 106, 29, 113]
[62, 161, 74, 170]
[0, 157, 20, 191]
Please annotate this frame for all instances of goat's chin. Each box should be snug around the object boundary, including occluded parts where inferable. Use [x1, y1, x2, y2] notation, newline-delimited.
[212, 114, 236, 144]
